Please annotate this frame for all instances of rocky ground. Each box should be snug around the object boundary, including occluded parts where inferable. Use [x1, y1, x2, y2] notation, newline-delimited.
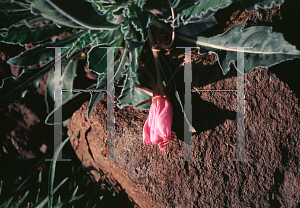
[1, 0, 300, 207]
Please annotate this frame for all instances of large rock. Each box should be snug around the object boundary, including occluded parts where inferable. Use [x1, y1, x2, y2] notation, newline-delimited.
[67, 66, 300, 207]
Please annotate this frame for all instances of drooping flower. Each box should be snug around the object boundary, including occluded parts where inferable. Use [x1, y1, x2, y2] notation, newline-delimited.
[143, 95, 173, 152]
[133, 60, 184, 153]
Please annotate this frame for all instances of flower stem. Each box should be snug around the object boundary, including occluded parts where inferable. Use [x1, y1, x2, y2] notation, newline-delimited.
[161, 0, 175, 49]
[148, 29, 164, 95]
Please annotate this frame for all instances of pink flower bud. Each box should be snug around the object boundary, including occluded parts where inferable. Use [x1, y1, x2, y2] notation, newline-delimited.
[143, 95, 173, 152]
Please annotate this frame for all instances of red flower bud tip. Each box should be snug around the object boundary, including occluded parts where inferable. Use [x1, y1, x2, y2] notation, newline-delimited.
[143, 95, 173, 153]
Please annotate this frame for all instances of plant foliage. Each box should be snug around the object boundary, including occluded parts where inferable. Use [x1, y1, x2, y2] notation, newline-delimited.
[0, 0, 299, 131]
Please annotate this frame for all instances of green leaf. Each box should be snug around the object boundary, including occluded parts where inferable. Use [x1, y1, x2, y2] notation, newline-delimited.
[87, 46, 109, 75]
[56, 195, 61, 205]
[48, 134, 72, 208]
[120, 19, 146, 48]
[16, 155, 48, 193]
[116, 61, 137, 108]
[36, 171, 42, 203]
[7, 30, 85, 66]
[117, 40, 151, 110]
[238, 0, 284, 11]
[157, 0, 233, 27]
[45, 58, 77, 114]
[132, 88, 152, 109]
[67, 27, 122, 58]
[0, 155, 48, 208]
[11, 15, 50, 28]
[32, 0, 119, 30]
[0, 10, 33, 30]
[0, 24, 67, 46]
[13, 190, 29, 208]
[72, 186, 79, 198]
[31, 0, 83, 29]
[194, 23, 300, 75]
[87, 44, 128, 118]
[177, 15, 218, 37]
[52, 194, 85, 208]
[0, 1, 30, 12]
[0, 60, 54, 110]
[86, 0, 113, 15]
[0, 180, 2, 197]
[1, 196, 14, 208]
[45, 84, 94, 124]
[86, 0, 128, 17]
[174, 90, 194, 133]
[66, 30, 89, 58]
[87, 90, 106, 119]
[69, 166, 76, 191]
[158, 53, 195, 132]
[34, 177, 68, 208]
[123, 4, 153, 41]
[85, 0, 126, 25]
[134, 0, 147, 9]
[61, 60, 78, 102]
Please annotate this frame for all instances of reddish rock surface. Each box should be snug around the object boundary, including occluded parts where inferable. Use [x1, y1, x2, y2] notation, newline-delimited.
[67, 66, 300, 207]
[66, 3, 300, 207]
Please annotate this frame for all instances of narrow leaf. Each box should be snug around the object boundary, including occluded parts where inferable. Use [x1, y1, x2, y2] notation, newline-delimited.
[174, 89, 195, 132]
[35, 171, 42, 203]
[0, 24, 67, 46]
[2, 196, 14, 208]
[67, 28, 122, 58]
[72, 186, 79, 197]
[56, 195, 61, 205]
[0, 1, 29, 12]
[34, 0, 119, 30]
[7, 30, 85, 66]
[31, 0, 83, 29]
[52, 194, 85, 208]
[0, 60, 53, 110]
[45, 84, 95, 124]
[69, 166, 76, 191]
[48, 134, 72, 208]
[16, 155, 48, 192]
[0, 180, 2, 197]
[11, 15, 49, 28]
[36, 178, 68, 208]
[87, 90, 106, 119]
[0, 10, 33, 30]
[0, 155, 48, 208]
[14, 190, 29, 208]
